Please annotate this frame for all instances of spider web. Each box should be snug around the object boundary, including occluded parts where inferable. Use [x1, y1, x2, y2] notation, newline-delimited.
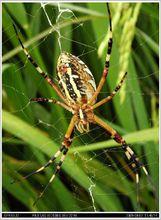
[2, 2, 159, 213]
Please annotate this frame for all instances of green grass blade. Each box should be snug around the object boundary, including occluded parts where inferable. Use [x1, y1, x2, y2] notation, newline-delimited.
[136, 28, 158, 55]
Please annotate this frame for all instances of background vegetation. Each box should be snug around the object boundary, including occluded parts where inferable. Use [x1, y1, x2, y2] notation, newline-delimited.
[2, 3, 159, 212]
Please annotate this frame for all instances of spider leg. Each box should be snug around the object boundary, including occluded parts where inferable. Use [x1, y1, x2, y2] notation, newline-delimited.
[13, 24, 68, 105]
[94, 115, 148, 183]
[33, 147, 69, 206]
[31, 97, 72, 112]
[92, 72, 127, 109]
[88, 3, 113, 105]
[11, 145, 65, 185]
[31, 115, 76, 205]
[12, 116, 76, 186]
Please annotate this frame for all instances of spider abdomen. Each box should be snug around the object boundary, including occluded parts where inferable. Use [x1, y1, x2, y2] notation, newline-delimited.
[57, 52, 96, 104]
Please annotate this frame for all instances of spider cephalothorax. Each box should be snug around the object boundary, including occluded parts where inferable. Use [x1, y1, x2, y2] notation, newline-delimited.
[74, 104, 95, 133]
[13, 3, 148, 204]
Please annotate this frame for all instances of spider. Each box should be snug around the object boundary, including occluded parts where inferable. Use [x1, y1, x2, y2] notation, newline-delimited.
[13, 3, 148, 203]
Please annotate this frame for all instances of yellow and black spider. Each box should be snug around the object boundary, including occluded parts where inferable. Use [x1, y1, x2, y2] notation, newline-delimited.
[13, 3, 148, 204]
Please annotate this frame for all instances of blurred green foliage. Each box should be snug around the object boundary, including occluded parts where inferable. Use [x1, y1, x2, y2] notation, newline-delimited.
[2, 3, 159, 211]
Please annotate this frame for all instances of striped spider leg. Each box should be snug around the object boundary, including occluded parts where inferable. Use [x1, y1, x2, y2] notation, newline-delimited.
[93, 115, 148, 185]
[92, 72, 128, 109]
[30, 97, 72, 112]
[88, 3, 113, 105]
[32, 116, 76, 205]
[13, 24, 68, 106]
[16, 116, 76, 205]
